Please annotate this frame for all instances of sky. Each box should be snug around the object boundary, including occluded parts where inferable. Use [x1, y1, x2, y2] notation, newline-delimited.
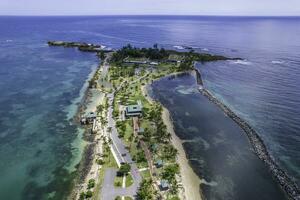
[1, 0, 300, 16]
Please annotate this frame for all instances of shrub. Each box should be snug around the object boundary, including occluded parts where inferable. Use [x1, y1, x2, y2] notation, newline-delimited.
[79, 192, 85, 200]
[115, 196, 122, 200]
[87, 179, 95, 189]
[85, 190, 93, 198]
[96, 159, 104, 165]
[118, 163, 131, 176]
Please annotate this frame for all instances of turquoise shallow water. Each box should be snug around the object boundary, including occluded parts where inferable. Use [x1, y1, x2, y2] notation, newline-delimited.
[0, 24, 98, 199]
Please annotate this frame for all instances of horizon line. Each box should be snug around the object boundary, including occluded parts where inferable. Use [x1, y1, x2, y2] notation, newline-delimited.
[1, 14, 300, 17]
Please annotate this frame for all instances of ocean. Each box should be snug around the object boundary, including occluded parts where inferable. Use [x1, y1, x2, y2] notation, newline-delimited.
[0, 16, 299, 199]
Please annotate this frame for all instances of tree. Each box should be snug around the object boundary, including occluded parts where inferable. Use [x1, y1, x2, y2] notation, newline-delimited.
[79, 192, 85, 200]
[136, 151, 147, 163]
[137, 179, 154, 200]
[118, 163, 131, 176]
[99, 51, 105, 60]
[142, 128, 152, 142]
[161, 164, 179, 182]
[85, 190, 93, 198]
[97, 104, 103, 114]
[87, 179, 95, 189]
[162, 145, 178, 160]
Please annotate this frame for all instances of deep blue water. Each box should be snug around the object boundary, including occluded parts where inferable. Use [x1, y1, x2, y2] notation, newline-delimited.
[0, 16, 299, 199]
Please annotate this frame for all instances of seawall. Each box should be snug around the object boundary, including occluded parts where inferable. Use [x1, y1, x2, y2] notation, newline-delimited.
[195, 68, 300, 200]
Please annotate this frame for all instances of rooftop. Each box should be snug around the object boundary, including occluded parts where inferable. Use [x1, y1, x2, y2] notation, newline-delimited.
[86, 112, 97, 119]
[161, 180, 169, 189]
[126, 104, 142, 113]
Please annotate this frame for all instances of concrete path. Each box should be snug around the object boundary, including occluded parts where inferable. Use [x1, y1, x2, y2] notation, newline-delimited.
[101, 168, 141, 200]
[100, 68, 149, 200]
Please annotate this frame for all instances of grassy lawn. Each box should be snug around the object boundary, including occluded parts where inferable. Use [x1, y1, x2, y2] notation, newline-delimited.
[167, 196, 180, 200]
[107, 62, 181, 197]
[114, 174, 134, 188]
[125, 197, 133, 200]
[93, 143, 118, 199]
[125, 174, 134, 187]
[103, 145, 118, 168]
[124, 120, 133, 141]
[114, 175, 123, 187]
[140, 169, 151, 180]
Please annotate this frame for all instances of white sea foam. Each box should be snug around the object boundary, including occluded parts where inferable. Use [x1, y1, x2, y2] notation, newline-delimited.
[201, 179, 218, 186]
[271, 60, 284, 64]
[6, 40, 13, 42]
[176, 86, 198, 94]
[173, 45, 185, 50]
[188, 46, 201, 49]
[230, 60, 252, 65]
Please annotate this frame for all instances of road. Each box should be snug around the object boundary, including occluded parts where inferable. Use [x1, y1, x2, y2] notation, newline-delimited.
[100, 71, 147, 199]
[101, 168, 141, 200]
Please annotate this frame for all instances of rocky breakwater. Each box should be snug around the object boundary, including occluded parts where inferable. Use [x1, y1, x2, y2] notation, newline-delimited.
[48, 41, 113, 53]
[195, 68, 300, 200]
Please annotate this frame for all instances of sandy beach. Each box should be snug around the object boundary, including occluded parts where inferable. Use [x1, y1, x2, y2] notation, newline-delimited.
[162, 108, 202, 200]
[68, 65, 108, 200]
[142, 85, 203, 200]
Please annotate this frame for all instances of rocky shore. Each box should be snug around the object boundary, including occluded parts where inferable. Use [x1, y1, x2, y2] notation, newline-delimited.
[68, 73, 100, 200]
[195, 68, 300, 200]
[48, 41, 113, 53]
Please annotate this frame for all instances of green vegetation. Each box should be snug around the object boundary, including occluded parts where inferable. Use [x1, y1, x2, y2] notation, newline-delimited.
[167, 49, 230, 62]
[168, 197, 180, 200]
[114, 173, 133, 188]
[115, 196, 122, 200]
[87, 179, 95, 189]
[141, 169, 151, 180]
[111, 44, 169, 64]
[79, 190, 93, 199]
[98, 51, 106, 60]
[118, 163, 131, 176]
[88, 67, 101, 88]
[125, 197, 133, 200]
[92, 142, 118, 200]
[103, 44, 233, 199]
[137, 179, 155, 200]
[114, 175, 123, 187]
[125, 174, 134, 187]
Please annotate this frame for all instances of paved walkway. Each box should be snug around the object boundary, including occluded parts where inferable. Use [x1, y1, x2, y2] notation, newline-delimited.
[101, 168, 141, 200]
[100, 78, 143, 199]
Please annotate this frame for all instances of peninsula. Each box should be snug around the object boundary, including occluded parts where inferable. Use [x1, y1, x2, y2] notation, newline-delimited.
[47, 41, 299, 200]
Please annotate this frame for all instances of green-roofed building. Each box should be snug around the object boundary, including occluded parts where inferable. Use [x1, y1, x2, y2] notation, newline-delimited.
[125, 101, 143, 118]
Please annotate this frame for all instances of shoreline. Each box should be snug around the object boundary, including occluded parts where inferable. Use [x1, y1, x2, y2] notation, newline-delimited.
[162, 108, 203, 200]
[142, 84, 203, 200]
[194, 68, 300, 200]
[49, 40, 298, 199]
[68, 65, 104, 199]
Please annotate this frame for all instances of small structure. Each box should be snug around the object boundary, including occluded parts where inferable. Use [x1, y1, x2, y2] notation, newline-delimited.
[166, 59, 182, 64]
[124, 60, 147, 65]
[160, 180, 169, 191]
[150, 61, 159, 66]
[151, 144, 158, 152]
[125, 101, 143, 118]
[81, 112, 97, 125]
[155, 160, 163, 168]
[91, 119, 98, 134]
[137, 127, 144, 134]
